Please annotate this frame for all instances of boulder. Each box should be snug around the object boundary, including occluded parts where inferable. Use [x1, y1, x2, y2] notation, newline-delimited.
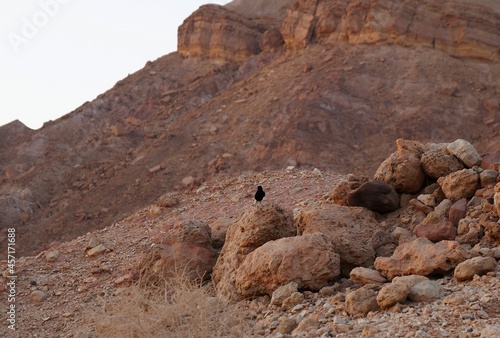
[270, 281, 298, 306]
[374, 238, 470, 280]
[350, 267, 387, 285]
[413, 220, 457, 242]
[177, 5, 265, 62]
[437, 169, 479, 202]
[374, 139, 425, 194]
[347, 180, 400, 213]
[345, 285, 380, 315]
[447, 139, 482, 168]
[392, 275, 430, 289]
[212, 204, 295, 300]
[480, 169, 499, 188]
[421, 146, 465, 179]
[139, 221, 217, 286]
[377, 282, 410, 309]
[449, 198, 467, 226]
[454, 256, 498, 281]
[408, 280, 444, 302]
[235, 233, 341, 298]
[295, 204, 391, 275]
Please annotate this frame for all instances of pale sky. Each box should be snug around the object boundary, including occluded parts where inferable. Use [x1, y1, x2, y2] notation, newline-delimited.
[0, 0, 232, 129]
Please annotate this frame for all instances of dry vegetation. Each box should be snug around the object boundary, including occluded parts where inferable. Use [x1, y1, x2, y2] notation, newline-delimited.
[93, 270, 252, 338]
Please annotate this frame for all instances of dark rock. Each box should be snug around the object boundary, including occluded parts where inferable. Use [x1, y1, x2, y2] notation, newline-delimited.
[347, 180, 400, 213]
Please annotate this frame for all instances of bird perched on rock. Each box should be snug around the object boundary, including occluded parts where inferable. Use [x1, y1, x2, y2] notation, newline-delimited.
[255, 186, 265, 203]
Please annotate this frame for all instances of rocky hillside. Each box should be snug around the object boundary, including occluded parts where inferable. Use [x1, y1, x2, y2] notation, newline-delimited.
[1, 0, 500, 258]
[2, 138, 500, 337]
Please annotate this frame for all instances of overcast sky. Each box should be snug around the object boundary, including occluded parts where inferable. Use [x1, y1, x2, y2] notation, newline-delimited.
[0, 0, 231, 129]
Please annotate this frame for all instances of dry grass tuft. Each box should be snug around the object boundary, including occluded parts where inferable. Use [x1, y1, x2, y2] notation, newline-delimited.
[92, 271, 252, 338]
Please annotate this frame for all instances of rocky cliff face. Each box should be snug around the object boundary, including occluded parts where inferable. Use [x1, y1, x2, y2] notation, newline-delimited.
[177, 5, 268, 62]
[1, 0, 500, 257]
[280, 0, 500, 60]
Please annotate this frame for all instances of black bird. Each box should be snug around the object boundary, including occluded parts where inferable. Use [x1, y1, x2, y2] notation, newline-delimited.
[255, 186, 265, 203]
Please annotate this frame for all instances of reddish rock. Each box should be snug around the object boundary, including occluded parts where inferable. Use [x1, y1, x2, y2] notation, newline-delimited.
[280, 0, 317, 50]
[295, 204, 391, 275]
[421, 146, 465, 179]
[377, 282, 410, 309]
[449, 198, 468, 226]
[345, 285, 380, 315]
[481, 153, 500, 171]
[413, 220, 457, 242]
[454, 257, 498, 281]
[178, 5, 265, 62]
[437, 169, 479, 202]
[259, 27, 284, 51]
[235, 233, 341, 298]
[139, 221, 217, 285]
[374, 139, 425, 194]
[374, 238, 470, 280]
[213, 204, 295, 300]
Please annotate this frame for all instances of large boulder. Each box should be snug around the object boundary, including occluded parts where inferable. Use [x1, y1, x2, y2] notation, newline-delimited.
[347, 180, 400, 213]
[235, 233, 340, 298]
[454, 256, 498, 281]
[345, 285, 380, 315]
[420, 144, 465, 179]
[212, 203, 295, 300]
[295, 204, 391, 275]
[377, 282, 410, 309]
[374, 238, 470, 280]
[437, 169, 479, 202]
[139, 221, 217, 286]
[447, 139, 482, 168]
[374, 139, 425, 194]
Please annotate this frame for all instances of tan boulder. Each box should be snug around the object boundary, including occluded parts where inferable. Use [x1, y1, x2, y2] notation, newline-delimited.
[408, 280, 444, 302]
[421, 146, 465, 179]
[391, 275, 430, 289]
[374, 139, 425, 194]
[374, 238, 470, 280]
[454, 256, 498, 281]
[447, 139, 482, 168]
[377, 282, 410, 309]
[350, 267, 387, 285]
[212, 204, 295, 300]
[345, 285, 380, 315]
[270, 281, 298, 307]
[295, 204, 391, 275]
[139, 221, 217, 286]
[235, 233, 341, 298]
[437, 169, 479, 202]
